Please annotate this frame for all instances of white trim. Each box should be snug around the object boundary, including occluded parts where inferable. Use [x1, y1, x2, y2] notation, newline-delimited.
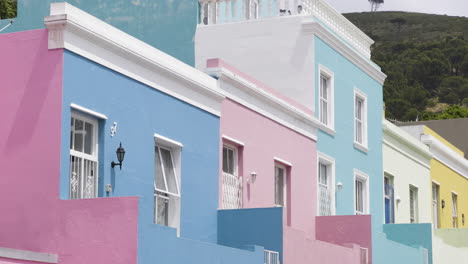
[432, 180, 440, 186]
[354, 169, 370, 215]
[302, 20, 386, 85]
[206, 66, 319, 141]
[274, 163, 287, 207]
[317, 64, 335, 131]
[45, 3, 224, 116]
[317, 152, 336, 216]
[70, 103, 108, 120]
[421, 134, 468, 178]
[274, 157, 293, 167]
[154, 134, 184, 148]
[222, 135, 245, 146]
[0, 247, 58, 264]
[354, 88, 368, 149]
[451, 190, 459, 196]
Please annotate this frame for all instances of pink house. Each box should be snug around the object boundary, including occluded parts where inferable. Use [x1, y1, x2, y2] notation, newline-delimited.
[209, 59, 372, 264]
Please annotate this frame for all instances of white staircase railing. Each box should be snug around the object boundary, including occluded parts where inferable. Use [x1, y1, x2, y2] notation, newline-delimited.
[199, 0, 373, 58]
[222, 172, 242, 209]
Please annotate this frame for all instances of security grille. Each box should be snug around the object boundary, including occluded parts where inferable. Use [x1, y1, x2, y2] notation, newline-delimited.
[222, 172, 242, 209]
[319, 184, 332, 216]
[264, 250, 280, 264]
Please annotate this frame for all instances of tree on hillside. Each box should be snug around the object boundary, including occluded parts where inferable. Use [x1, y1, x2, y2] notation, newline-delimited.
[368, 0, 384, 12]
[390, 17, 406, 32]
[0, 0, 17, 20]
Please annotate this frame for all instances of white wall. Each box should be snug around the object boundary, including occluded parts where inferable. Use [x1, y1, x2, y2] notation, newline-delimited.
[432, 233, 468, 264]
[383, 121, 432, 224]
[195, 16, 316, 111]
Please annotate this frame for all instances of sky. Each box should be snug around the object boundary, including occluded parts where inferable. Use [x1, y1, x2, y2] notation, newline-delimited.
[324, 0, 468, 18]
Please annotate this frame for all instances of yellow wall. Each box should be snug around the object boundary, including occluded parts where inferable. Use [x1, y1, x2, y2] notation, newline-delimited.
[431, 159, 468, 229]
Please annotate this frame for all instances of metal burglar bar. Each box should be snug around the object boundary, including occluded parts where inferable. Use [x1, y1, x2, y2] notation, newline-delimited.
[69, 154, 98, 199]
[222, 172, 242, 209]
[264, 250, 280, 264]
[319, 184, 332, 216]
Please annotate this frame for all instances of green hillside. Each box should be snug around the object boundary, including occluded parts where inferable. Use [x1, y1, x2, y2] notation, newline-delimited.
[344, 12, 468, 121]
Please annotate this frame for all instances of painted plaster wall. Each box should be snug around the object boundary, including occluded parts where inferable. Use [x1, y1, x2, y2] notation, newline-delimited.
[62, 50, 263, 264]
[0, 29, 139, 264]
[196, 16, 316, 112]
[0, 0, 197, 65]
[433, 232, 468, 264]
[316, 215, 372, 261]
[220, 98, 317, 235]
[430, 158, 468, 229]
[383, 224, 433, 264]
[313, 37, 428, 264]
[383, 126, 432, 224]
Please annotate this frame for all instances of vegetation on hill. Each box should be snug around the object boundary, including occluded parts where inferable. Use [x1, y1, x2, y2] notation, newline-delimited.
[344, 12, 468, 121]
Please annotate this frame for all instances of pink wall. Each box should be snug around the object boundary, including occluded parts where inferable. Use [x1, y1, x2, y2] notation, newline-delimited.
[316, 215, 373, 264]
[221, 98, 318, 235]
[0, 29, 138, 264]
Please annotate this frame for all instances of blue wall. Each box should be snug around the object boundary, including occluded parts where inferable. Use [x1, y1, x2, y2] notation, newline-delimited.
[218, 207, 283, 262]
[314, 36, 426, 264]
[1, 0, 197, 65]
[62, 50, 262, 264]
[383, 224, 433, 264]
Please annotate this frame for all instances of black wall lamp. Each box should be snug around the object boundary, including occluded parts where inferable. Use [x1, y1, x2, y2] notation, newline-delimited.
[441, 199, 445, 209]
[111, 142, 126, 170]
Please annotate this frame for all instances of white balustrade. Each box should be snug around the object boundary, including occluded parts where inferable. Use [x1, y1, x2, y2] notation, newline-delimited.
[198, 0, 372, 58]
[222, 172, 242, 209]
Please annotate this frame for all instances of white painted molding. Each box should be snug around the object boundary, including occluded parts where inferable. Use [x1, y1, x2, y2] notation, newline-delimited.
[421, 134, 468, 178]
[302, 20, 386, 85]
[222, 135, 245, 146]
[274, 157, 293, 167]
[206, 67, 319, 141]
[154, 134, 184, 148]
[0, 247, 58, 263]
[383, 120, 432, 161]
[70, 103, 108, 120]
[45, 3, 224, 116]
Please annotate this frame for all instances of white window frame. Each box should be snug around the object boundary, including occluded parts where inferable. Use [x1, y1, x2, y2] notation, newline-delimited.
[274, 163, 287, 207]
[354, 169, 369, 215]
[154, 134, 182, 234]
[317, 152, 336, 216]
[318, 65, 335, 134]
[452, 192, 458, 228]
[409, 185, 419, 223]
[354, 88, 368, 152]
[69, 111, 99, 199]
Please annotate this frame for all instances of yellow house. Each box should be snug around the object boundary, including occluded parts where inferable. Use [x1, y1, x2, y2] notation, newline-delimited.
[401, 125, 468, 229]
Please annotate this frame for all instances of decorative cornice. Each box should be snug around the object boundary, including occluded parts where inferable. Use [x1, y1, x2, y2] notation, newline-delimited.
[421, 134, 468, 178]
[206, 67, 319, 141]
[383, 120, 432, 161]
[44, 3, 224, 116]
[302, 19, 387, 85]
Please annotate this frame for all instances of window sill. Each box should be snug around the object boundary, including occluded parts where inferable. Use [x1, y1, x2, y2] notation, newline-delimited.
[318, 123, 336, 136]
[354, 142, 368, 153]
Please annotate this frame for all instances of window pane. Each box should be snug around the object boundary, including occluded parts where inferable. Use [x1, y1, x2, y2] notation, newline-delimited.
[161, 148, 179, 195]
[321, 76, 328, 100]
[74, 119, 84, 152]
[356, 180, 363, 213]
[356, 120, 362, 143]
[155, 147, 167, 192]
[70, 118, 74, 149]
[275, 167, 284, 206]
[222, 147, 228, 173]
[321, 100, 328, 124]
[156, 192, 169, 226]
[84, 122, 93, 155]
[319, 163, 328, 186]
